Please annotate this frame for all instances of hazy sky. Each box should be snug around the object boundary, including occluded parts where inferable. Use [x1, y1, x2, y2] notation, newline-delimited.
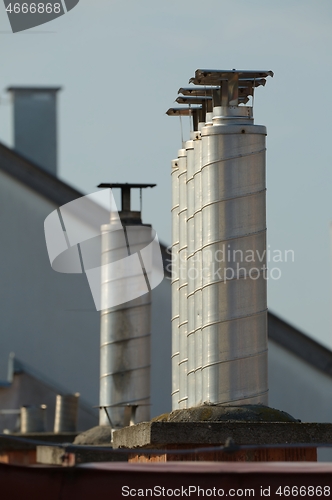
[0, 0, 332, 347]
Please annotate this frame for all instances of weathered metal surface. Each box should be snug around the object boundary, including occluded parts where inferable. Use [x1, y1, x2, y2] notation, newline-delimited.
[99, 224, 151, 427]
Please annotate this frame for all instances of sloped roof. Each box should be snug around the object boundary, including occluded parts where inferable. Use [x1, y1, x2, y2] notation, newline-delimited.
[268, 312, 332, 377]
[0, 141, 171, 273]
[0, 353, 96, 419]
[0, 142, 81, 206]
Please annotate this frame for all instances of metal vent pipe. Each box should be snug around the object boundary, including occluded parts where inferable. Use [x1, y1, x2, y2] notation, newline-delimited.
[98, 183, 156, 427]
[176, 91, 217, 407]
[171, 157, 180, 409]
[177, 147, 188, 408]
[174, 98, 212, 409]
[185, 137, 195, 408]
[167, 108, 200, 410]
[193, 128, 203, 407]
[194, 70, 273, 405]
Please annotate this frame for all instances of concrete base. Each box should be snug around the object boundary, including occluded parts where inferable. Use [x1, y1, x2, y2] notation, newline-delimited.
[113, 405, 332, 463]
[36, 426, 128, 465]
[73, 426, 112, 445]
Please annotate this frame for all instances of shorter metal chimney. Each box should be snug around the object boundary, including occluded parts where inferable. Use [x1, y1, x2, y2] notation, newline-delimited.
[97, 183, 156, 429]
[54, 393, 79, 433]
[7, 86, 61, 176]
[20, 405, 47, 433]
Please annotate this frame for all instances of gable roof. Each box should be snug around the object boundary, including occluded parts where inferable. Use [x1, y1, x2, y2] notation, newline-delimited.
[0, 142, 81, 206]
[2, 353, 96, 417]
[0, 141, 171, 274]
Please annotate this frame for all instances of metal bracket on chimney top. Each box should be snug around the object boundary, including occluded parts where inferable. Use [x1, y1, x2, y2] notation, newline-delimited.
[178, 86, 220, 96]
[97, 183, 156, 219]
[179, 81, 266, 96]
[123, 405, 138, 427]
[190, 69, 274, 83]
[166, 107, 201, 116]
[166, 106, 203, 132]
[96, 403, 151, 428]
[177, 88, 251, 107]
[188, 69, 273, 107]
[176, 95, 213, 115]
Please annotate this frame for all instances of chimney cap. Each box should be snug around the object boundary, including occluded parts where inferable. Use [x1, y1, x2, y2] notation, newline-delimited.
[179, 80, 266, 97]
[166, 107, 201, 116]
[98, 183, 156, 189]
[176, 95, 212, 105]
[97, 183, 156, 222]
[190, 69, 273, 85]
[178, 87, 219, 96]
[6, 86, 62, 93]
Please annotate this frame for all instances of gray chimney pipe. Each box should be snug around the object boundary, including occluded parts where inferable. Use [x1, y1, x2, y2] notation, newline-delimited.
[97, 183, 156, 427]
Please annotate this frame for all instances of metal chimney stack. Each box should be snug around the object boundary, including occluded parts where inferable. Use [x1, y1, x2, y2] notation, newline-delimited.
[168, 69, 273, 408]
[167, 106, 202, 410]
[7, 87, 61, 176]
[97, 183, 156, 428]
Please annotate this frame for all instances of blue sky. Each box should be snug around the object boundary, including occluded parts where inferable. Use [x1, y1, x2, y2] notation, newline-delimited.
[0, 0, 332, 347]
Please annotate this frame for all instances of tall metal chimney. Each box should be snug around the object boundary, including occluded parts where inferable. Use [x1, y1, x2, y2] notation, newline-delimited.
[97, 183, 156, 428]
[168, 69, 273, 408]
[167, 107, 201, 410]
[7, 86, 61, 176]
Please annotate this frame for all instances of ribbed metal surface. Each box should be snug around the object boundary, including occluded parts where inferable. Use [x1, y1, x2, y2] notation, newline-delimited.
[54, 394, 79, 433]
[169, 69, 273, 409]
[99, 224, 151, 427]
[200, 106, 268, 405]
[193, 130, 203, 407]
[186, 138, 195, 408]
[177, 148, 188, 408]
[20, 405, 47, 433]
[171, 158, 180, 410]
